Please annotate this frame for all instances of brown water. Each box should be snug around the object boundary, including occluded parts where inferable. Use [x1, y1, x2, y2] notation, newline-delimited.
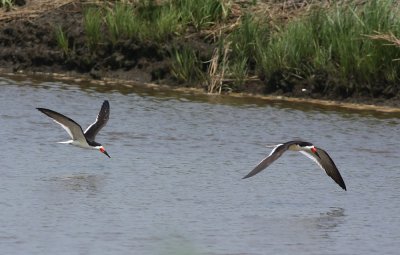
[1, 75, 400, 255]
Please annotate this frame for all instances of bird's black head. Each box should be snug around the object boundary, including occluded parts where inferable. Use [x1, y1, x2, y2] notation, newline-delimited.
[297, 141, 313, 147]
[296, 141, 321, 159]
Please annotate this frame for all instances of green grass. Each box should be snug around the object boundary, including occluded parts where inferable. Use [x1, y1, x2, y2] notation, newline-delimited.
[1, 0, 13, 10]
[84, 7, 103, 51]
[256, 16, 316, 77]
[254, 0, 400, 96]
[105, 2, 137, 44]
[54, 25, 69, 56]
[228, 56, 249, 90]
[227, 14, 269, 81]
[170, 46, 204, 84]
[76, 0, 231, 49]
[133, 0, 182, 41]
[230, 14, 269, 64]
[104, 1, 182, 43]
[172, 0, 230, 30]
[152, 5, 181, 41]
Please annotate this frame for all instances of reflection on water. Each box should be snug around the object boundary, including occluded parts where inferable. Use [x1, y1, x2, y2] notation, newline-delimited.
[1, 75, 400, 255]
[240, 207, 345, 253]
[315, 207, 345, 238]
[45, 174, 105, 193]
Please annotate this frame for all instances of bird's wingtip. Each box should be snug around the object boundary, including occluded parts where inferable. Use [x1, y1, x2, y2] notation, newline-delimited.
[339, 182, 347, 191]
[340, 180, 347, 191]
[242, 173, 252, 179]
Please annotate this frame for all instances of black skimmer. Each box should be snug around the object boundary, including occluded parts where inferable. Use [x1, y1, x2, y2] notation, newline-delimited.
[37, 100, 111, 158]
[243, 141, 346, 190]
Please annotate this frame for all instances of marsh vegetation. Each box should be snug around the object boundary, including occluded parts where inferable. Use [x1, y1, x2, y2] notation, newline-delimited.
[2, 0, 400, 101]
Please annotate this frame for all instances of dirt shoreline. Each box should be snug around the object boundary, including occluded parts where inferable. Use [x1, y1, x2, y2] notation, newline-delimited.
[3, 69, 400, 115]
[1, 1, 400, 111]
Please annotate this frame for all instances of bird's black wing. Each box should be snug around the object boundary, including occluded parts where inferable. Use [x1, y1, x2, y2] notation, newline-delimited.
[300, 147, 347, 190]
[84, 100, 110, 142]
[37, 108, 86, 141]
[243, 143, 289, 179]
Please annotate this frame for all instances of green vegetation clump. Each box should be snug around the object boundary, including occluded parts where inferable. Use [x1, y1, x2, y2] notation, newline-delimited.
[255, 0, 400, 96]
[1, 0, 14, 11]
[77, 0, 228, 84]
[84, 7, 103, 51]
[88, 0, 228, 45]
[172, 0, 230, 30]
[105, 2, 137, 43]
[54, 25, 69, 56]
[227, 14, 270, 89]
[170, 46, 205, 84]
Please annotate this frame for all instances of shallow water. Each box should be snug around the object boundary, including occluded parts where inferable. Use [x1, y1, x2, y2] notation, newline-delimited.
[1, 75, 400, 255]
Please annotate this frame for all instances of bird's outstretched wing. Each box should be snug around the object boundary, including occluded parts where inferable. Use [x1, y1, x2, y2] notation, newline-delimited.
[84, 100, 110, 142]
[37, 108, 86, 142]
[300, 148, 347, 190]
[243, 143, 288, 179]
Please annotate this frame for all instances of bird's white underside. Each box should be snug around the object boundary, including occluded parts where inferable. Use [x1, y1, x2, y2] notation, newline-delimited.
[58, 140, 95, 149]
[299, 151, 324, 171]
[268, 144, 283, 156]
[53, 119, 75, 139]
[51, 118, 94, 149]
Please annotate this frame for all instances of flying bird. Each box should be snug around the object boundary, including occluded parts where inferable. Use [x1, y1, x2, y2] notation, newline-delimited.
[37, 100, 111, 158]
[243, 141, 346, 190]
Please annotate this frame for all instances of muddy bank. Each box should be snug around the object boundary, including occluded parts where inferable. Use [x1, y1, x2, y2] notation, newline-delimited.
[0, 1, 164, 83]
[3, 70, 400, 118]
[1, 1, 400, 108]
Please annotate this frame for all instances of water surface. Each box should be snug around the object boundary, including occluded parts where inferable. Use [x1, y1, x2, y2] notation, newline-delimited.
[1, 76, 399, 255]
